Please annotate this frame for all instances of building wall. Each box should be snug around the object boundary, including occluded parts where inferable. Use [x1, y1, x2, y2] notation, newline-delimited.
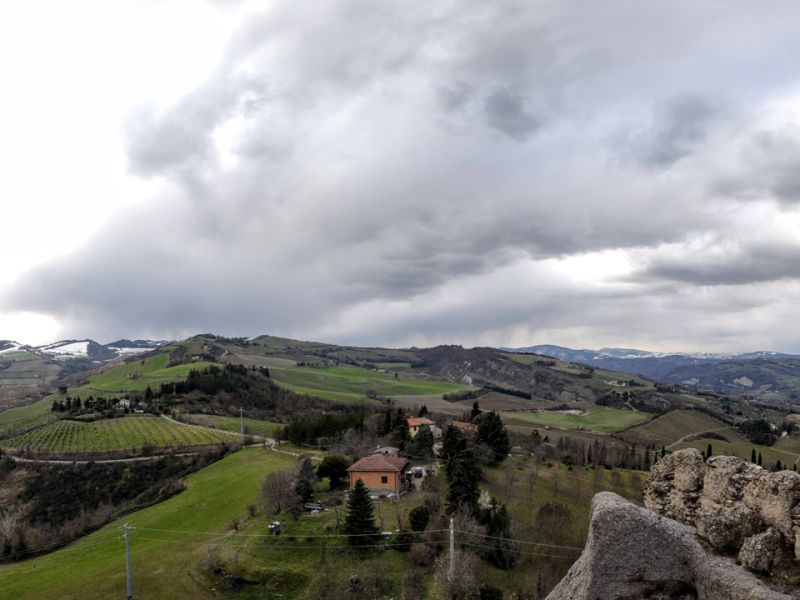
[349, 470, 403, 492]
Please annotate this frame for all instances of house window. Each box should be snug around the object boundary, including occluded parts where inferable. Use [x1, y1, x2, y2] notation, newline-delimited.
[381, 476, 388, 484]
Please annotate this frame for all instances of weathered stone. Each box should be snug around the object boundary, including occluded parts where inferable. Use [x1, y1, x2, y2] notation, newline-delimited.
[696, 499, 763, 550]
[738, 528, 784, 573]
[646, 449, 800, 560]
[645, 448, 705, 525]
[545, 493, 791, 600]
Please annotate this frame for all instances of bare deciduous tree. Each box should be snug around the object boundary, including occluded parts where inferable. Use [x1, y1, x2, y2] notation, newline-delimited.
[551, 467, 560, 497]
[434, 549, 480, 600]
[527, 465, 540, 501]
[260, 469, 300, 519]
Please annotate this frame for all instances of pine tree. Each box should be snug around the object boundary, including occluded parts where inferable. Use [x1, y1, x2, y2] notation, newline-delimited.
[299, 458, 317, 484]
[476, 411, 511, 465]
[446, 449, 481, 515]
[707, 444, 713, 459]
[751, 449, 756, 463]
[344, 479, 380, 545]
[758, 452, 763, 467]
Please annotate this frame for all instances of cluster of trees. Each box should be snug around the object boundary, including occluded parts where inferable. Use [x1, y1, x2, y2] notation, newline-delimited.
[50, 395, 139, 417]
[481, 384, 531, 400]
[279, 413, 365, 447]
[739, 419, 776, 446]
[261, 456, 350, 521]
[2, 444, 236, 560]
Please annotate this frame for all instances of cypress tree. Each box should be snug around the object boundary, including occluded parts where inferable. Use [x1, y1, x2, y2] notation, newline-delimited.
[470, 401, 483, 422]
[707, 444, 713, 459]
[758, 452, 763, 467]
[441, 424, 465, 465]
[776, 460, 783, 472]
[751, 449, 756, 463]
[476, 411, 511, 465]
[446, 448, 481, 515]
[343, 479, 380, 546]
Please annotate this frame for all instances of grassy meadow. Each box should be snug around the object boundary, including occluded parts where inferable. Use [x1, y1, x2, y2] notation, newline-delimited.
[619, 409, 733, 448]
[500, 406, 650, 434]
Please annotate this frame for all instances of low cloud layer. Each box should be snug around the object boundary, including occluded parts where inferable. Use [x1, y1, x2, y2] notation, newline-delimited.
[5, 0, 800, 352]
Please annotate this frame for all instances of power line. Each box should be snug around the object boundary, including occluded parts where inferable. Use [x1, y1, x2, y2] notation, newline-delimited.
[132, 526, 450, 538]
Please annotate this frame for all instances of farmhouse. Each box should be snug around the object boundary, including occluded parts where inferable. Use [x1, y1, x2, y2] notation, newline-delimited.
[452, 421, 477, 437]
[407, 417, 433, 436]
[347, 454, 409, 495]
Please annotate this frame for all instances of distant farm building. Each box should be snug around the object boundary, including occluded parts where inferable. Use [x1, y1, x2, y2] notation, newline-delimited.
[371, 446, 399, 457]
[407, 417, 442, 438]
[452, 421, 477, 437]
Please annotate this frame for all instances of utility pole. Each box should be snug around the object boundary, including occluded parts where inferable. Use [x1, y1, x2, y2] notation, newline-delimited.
[240, 406, 244, 439]
[449, 517, 454, 577]
[124, 524, 133, 600]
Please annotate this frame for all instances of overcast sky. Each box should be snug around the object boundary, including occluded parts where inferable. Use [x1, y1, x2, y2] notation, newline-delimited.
[3, 0, 800, 353]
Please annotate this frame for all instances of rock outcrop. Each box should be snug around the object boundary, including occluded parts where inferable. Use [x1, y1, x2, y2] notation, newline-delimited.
[739, 528, 784, 573]
[645, 449, 800, 564]
[546, 492, 792, 600]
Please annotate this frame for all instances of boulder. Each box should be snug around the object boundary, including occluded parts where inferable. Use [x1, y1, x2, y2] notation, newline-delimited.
[738, 528, 784, 573]
[546, 493, 792, 600]
[646, 449, 800, 560]
[645, 448, 705, 524]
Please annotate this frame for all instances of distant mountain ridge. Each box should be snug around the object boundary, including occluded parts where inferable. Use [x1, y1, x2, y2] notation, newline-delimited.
[501, 344, 800, 381]
[21, 339, 172, 361]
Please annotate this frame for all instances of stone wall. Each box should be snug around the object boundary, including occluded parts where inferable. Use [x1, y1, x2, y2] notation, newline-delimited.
[645, 448, 800, 571]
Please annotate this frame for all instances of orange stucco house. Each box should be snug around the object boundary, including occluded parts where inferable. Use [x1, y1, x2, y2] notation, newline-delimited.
[347, 454, 410, 495]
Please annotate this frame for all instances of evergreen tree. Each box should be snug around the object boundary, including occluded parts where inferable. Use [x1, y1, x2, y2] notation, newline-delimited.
[476, 411, 511, 464]
[296, 478, 315, 503]
[299, 457, 317, 484]
[751, 449, 757, 463]
[343, 478, 380, 545]
[661, 446, 666, 458]
[417, 404, 429, 418]
[470, 401, 483, 422]
[145, 386, 153, 402]
[758, 452, 763, 467]
[776, 460, 783, 472]
[446, 448, 481, 515]
[317, 455, 349, 489]
[414, 424, 435, 459]
[644, 450, 651, 471]
[382, 410, 392, 437]
[441, 424, 465, 464]
[707, 443, 713, 459]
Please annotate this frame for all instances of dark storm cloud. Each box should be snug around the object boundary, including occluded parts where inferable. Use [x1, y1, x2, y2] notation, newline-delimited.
[714, 125, 800, 205]
[6, 0, 800, 350]
[612, 96, 718, 168]
[631, 242, 800, 286]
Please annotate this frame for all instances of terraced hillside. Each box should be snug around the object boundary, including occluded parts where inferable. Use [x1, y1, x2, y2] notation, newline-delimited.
[0, 415, 235, 454]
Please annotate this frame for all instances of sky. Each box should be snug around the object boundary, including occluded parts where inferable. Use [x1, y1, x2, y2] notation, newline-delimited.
[3, 0, 800, 353]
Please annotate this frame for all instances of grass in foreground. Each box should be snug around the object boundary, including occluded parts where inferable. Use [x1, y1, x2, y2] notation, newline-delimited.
[0, 448, 295, 600]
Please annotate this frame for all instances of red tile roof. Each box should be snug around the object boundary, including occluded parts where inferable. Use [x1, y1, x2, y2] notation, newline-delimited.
[407, 417, 435, 427]
[347, 455, 409, 473]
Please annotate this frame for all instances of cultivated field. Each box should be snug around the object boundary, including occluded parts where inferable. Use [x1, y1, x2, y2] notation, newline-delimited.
[500, 406, 650, 434]
[0, 415, 235, 454]
[183, 414, 281, 437]
[0, 399, 59, 439]
[619, 410, 735, 448]
[267, 365, 472, 403]
[456, 392, 552, 412]
[83, 353, 218, 392]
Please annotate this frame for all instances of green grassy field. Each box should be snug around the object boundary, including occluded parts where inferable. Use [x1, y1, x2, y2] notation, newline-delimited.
[0, 352, 38, 362]
[81, 353, 218, 392]
[500, 407, 650, 434]
[619, 410, 734, 448]
[0, 399, 59, 439]
[0, 448, 296, 600]
[0, 415, 236, 453]
[184, 414, 282, 437]
[268, 365, 472, 402]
